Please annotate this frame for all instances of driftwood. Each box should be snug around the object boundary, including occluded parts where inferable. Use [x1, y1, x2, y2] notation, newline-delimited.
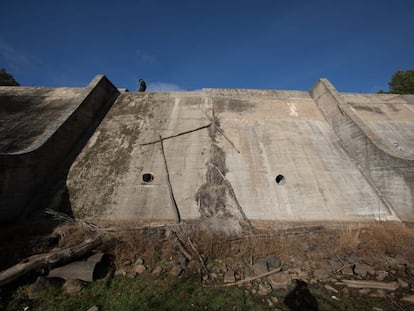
[0, 235, 101, 287]
[188, 238, 208, 274]
[172, 231, 192, 261]
[159, 135, 181, 223]
[337, 280, 399, 291]
[215, 267, 282, 287]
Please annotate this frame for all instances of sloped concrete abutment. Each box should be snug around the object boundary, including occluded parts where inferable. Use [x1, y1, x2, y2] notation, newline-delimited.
[0, 75, 119, 223]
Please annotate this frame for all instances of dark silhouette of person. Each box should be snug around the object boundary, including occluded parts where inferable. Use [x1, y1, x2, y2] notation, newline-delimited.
[138, 79, 146, 92]
[284, 279, 319, 311]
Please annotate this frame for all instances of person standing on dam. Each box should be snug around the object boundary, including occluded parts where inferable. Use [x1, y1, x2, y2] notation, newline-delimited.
[138, 79, 147, 92]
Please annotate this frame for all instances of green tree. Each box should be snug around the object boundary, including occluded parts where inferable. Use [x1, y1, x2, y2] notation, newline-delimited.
[388, 70, 414, 94]
[0, 68, 20, 86]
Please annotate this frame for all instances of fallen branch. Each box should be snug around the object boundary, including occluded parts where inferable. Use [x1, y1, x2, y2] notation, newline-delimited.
[336, 264, 354, 273]
[0, 235, 101, 287]
[387, 294, 406, 311]
[172, 231, 192, 262]
[188, 238, 208, 274]
[336, 280, 399, 291]
[159, 135, 181, 223]
[214, 267, 281, 287]
[141, 124, 211, 146]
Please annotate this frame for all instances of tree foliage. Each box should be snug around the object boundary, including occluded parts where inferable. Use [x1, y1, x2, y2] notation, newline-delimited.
[388, 70, 414, 94]
[0, 68, 20, 86]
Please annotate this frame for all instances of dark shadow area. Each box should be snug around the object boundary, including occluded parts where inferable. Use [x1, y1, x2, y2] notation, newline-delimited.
[284, 279, 319, 311]
[0, 76, 119, 272]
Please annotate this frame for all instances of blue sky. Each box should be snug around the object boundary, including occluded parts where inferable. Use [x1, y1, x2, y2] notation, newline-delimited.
[1, 0, 413, 92]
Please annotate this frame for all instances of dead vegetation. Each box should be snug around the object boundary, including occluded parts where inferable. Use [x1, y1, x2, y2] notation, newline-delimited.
[43, 220, 414, 269]
[2, 220, 414, 275]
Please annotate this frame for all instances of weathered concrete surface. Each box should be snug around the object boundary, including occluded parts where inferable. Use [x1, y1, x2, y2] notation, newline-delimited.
[68, 86, 401, 225]
[310, 79, 414, 221]
[0, 75, 119, 223]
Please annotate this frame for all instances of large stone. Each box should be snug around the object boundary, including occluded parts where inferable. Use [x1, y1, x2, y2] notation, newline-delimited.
[397, 278, 408, 288]
[268, 273, 290, 290]
[375, 271, 388, 281]
[64, 279, 86, 293]
[257, 283, 272, 296]
[152, 266, 163, 278]
[224, 270, 235, 283]
[253, 260, 269, 275]
[354, 263, 375, 277]
[170, 265, 183, 277]
[264, 256, 281, 269]
[135, 264, 146, 274]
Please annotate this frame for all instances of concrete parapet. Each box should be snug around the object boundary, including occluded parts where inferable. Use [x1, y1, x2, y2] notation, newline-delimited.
[0, 75, 120, 223]
[310, 79, 414, 221]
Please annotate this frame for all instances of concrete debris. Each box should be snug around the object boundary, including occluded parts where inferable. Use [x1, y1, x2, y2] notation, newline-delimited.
[224, 270, 235, 283]
[268, 273, 290, 290]
[257, 282, 272, 296]
[134, 264, 146, 274]
[170, 265, 183, 277]
[28, 276, 62, 299]
[64, 279, 86, 293]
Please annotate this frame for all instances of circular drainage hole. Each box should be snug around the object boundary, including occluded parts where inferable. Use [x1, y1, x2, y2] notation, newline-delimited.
[275, 174, 286, 185]
[142, 173, 154, 183]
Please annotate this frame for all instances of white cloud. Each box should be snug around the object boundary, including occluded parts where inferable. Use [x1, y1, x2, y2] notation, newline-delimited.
[147, 82, 185, 92]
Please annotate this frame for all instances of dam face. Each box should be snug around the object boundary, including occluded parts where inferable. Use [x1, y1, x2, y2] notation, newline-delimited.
[1, 76, 413, 225]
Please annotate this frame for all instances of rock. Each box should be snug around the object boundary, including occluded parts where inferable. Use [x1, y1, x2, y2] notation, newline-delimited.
[257, 283, 272, 296]
[372, 308, 383, 311]
[152, 266, 163, 278]
[401, 295, 414, 303]
[253, 260, 269, 275]
[268, 273, 290, 290]
[397, 278, 409, 288]
[177, 255, 187, 267]
[29, 277, 62, 299]
[369, 289, 385, 298]
[271, 296, 279, 304]
[341, 266, 354, 276]
[359, 288, 371, 295]
[354, 264, 374, 277]
[170, 265, 183, 277]
[328, 259, 342, 271]
[324, 284, 338, 293]
[135, 258, 144, 265]
[135, 264, 146, 274]
[264, 256, 281, 269]
[64, 279, 86, 293]
[313, 268, 330, 279]
[87, 306, 99, 311]
[114, 269, 127, 277]
[375, 271, 388, 281]
[209, 272, 218, 280]
[342, 287, 350, 297]
[224, 270, 235, 283]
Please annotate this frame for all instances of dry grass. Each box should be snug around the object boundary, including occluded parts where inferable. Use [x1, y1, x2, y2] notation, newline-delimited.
[5, 220, 414, 270]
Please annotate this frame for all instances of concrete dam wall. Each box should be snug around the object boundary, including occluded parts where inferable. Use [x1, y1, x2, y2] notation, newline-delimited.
[1, 76, 413, 225]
